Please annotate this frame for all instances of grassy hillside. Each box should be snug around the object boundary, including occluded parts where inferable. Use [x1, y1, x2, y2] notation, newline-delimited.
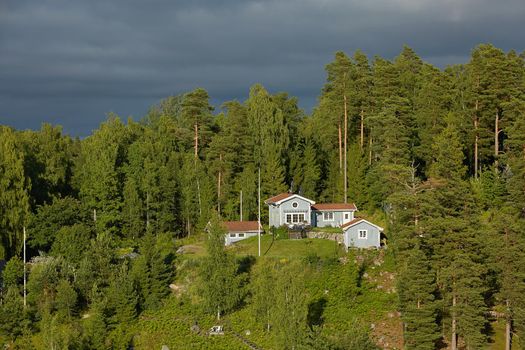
[131, 236, 402, 349]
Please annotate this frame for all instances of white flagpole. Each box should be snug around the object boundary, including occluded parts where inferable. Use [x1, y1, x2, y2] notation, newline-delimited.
[258, 168, 261, 257]
[23, 226, 27, 308]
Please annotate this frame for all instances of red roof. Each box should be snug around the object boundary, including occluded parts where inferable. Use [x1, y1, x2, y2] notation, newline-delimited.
[341, 217, 384, 231]
[265, 192, 294, 204]
[341, 217, 365, 229]
[222, 221, 261, 232]
[312, 203, 357, 211]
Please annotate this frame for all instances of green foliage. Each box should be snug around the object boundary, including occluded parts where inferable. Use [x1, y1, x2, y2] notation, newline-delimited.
[272, 261, 308, 349]
[397, 248, 439, 350]
[28, 196, 89, 252]
[0, 126, 30, 258]
[0, 287, 28, 340]
[2, 256, 24, 289]
[131, 232, 173, 311]
[1, 44, 524, 348]
[199, 213, 245, 319]
[54, 279, 77, 320]
[51, 223, 93, 265]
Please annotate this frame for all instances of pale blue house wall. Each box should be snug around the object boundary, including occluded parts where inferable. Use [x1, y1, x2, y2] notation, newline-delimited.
[268, 196, 312, 227]
[313, 210, 355, 228]
[268, 205, 281, 227]
[343, 221, 381, 249]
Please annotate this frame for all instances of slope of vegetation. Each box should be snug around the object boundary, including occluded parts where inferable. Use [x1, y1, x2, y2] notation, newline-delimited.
[1, 43, 525, 349]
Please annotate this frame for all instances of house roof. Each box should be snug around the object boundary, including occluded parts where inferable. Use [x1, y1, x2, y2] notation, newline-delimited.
[265, 192, 316, 205]
[265, 192, 294, 204]
[222, 221, 261, 232]
[341, 218, 384, 231]
[312, 203, 357, 211]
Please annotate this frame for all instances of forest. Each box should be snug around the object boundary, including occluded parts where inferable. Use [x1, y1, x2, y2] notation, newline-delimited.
[0, 43, 525, 349]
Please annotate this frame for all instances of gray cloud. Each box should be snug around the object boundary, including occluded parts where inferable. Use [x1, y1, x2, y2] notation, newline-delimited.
[0, 0, 524, 135]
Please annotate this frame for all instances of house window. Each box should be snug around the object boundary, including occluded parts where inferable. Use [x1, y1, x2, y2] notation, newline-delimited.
[229, 233, 236, 238]
[323, 212, 334, 221]
[358, 230, 367, 239]
[292, 201, 298, 208]
[344, 213, 349, 220]
[286, 213, 305, 224]
[238, 233, 245, 238]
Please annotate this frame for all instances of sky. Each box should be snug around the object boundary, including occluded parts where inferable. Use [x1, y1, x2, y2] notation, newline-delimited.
[1, 0, 524, 136]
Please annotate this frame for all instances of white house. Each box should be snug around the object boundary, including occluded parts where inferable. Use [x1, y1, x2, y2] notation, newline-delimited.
[223, 221, 262, 246]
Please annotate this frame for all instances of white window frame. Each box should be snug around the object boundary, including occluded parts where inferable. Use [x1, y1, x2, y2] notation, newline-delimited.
[229, 233, 236, 238]
[238, 233, 245, 238]
[286, 213, 305, 224]
[344, 213, 349, 220]
[358, 229, 367, 239]
[323, 212, 334, 221]
[291, 201, 299, 208]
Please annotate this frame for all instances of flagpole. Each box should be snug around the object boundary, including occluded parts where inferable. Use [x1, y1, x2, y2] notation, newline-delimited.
[258, 168, 261, 257]
[23, 226, 27, 308]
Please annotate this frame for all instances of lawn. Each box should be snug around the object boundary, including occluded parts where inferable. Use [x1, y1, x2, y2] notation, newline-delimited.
[228, 234, 345, 259]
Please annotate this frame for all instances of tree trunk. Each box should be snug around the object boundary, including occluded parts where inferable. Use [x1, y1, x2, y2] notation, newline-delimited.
[194, 123, 199, 159]
[474, 100, 479, 178]
[343, 94, 348, 203]
[218, 154, 222, 214]
[505, 299, 511, 350]
[368, 137, 373, 166]
[452, 293, 457, 350]
[146, 191, 150, 230]
[360, 109, 365, 151]
[495, 111, 500, 169]
[338, 121, 342, 171]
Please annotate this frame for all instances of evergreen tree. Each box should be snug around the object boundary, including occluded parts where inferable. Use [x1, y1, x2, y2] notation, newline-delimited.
[107, 264, 138, 325]
[397, 247, 439, 350]
[1, 256, 24, 289]
[54, 279, 78, 321]
[428, 116, 487, 350]
[0, 287, 28, 340]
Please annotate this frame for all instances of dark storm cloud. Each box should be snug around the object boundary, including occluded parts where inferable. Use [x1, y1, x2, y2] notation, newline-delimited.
[0, 0, 524, 135]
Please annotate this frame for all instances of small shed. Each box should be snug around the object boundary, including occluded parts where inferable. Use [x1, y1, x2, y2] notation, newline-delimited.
[341, 218, 383, 249]
[223, 221, 262, 246]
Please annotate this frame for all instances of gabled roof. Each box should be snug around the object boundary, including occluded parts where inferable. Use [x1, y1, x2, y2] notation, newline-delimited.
[222, 221, 261, 232]
[341, 218, 384, 231]
[265, 193, 316, 205]
[312, 203, 357, 211]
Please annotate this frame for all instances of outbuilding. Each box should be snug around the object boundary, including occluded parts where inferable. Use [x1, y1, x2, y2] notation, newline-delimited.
[341, 218, 384, 249]
[223, 221, 262, 246]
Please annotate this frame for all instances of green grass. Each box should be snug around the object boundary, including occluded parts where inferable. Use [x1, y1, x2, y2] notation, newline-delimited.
[228, 234, 345, 259]
[311, 226, 343, 233]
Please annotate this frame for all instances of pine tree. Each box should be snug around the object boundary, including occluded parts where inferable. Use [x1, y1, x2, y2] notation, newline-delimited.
[398, 247, 439, 350]
[428, 116, 487, 349]
[107, 264, 138, 325]
[0, 287, 28, 340]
